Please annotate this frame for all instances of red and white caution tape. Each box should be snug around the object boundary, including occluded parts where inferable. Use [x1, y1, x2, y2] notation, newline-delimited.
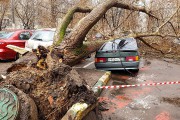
[95, 81, 180, 89]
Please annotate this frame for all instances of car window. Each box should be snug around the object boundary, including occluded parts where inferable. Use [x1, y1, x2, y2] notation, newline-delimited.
[0, 32, 6, 38]
[100, 38, 138, 51]
[19, 32, 31, 40]
[0, 32, 14, 39]
[30, 30, 55, 42]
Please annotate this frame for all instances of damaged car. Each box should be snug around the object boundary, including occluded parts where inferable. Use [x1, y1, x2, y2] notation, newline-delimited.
[95, 37, 140, 71]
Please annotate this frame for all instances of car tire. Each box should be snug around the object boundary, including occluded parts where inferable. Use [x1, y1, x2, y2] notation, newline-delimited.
[133, 69, 139, 73]
[15, 53, 20, 60]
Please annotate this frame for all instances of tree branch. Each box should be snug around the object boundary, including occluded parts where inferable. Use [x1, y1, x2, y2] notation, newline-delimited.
[54, 0, 158, 48]
[111, 11, 134, 33]
[53, 6, 92, 46]
[137, 37, 164, 54]
[155, 7, 180, 33]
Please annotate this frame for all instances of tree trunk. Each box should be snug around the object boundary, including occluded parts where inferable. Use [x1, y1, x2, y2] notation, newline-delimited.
[1, 1, 179, 120]
[53, 0, 154, 65]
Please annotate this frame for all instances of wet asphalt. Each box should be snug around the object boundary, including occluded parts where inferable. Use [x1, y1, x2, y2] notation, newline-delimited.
[75, 58, 180, 120]
[1, 57, 180, 120]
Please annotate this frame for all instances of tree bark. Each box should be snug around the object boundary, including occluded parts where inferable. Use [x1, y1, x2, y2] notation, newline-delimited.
[53, 7, 92, 46]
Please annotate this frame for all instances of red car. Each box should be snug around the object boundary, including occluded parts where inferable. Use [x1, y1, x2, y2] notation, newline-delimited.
[0, 30, 33, 60]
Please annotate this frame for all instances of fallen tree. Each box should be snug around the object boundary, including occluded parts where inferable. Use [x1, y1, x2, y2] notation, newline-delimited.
[51, 0, 179, 66]
[1, 0, 180, 120]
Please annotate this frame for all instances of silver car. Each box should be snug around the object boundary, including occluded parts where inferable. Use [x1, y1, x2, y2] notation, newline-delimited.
[95, 38, 140, 71]
[25, 29, 55, 49]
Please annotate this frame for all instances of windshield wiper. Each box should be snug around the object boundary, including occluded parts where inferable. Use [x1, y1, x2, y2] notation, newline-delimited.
[119, 42, 128, 49]
[118, 39, 128, 49]
[34, 38, 43, 41]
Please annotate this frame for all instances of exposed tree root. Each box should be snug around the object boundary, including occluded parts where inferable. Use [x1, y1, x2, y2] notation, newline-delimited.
[1, 46, 97, 120]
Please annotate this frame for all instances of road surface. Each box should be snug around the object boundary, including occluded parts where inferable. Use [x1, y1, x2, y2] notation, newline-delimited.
[0, 60, 13, 75]
[1, 57, 180, 120]
[75, 57, 180, 120]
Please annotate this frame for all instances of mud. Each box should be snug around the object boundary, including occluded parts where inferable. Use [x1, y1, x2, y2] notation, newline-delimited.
[0, 47, 97, 120]
[83, 102, 108, 120]
[2, 64, 97, 120]
[161, 97, 180, 107]
[75, 68, 105, 87]
[6, 52, 38, 73]
[0, 60, 13, 75]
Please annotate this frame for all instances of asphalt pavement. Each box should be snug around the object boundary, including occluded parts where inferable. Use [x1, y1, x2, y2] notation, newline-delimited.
[75, 57, 180, 120]
[1, 57, 180, 120]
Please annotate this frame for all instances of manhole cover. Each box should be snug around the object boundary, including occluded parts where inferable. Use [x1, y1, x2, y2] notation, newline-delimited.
[0, 88, 19, 120]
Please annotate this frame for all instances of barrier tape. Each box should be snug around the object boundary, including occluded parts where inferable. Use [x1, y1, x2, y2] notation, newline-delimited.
[94, 81, 180, 89]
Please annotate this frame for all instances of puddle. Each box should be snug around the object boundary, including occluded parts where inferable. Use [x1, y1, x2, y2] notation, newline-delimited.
[112, 74, 130, 81]
[161, 97, 180, 107]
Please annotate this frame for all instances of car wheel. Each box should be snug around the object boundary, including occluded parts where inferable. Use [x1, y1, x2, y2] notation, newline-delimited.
[15, 53, 20, 60]
[133, 69, 139, 73]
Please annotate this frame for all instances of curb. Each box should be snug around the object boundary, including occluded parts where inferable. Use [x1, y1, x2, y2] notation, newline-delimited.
[61, 71, 111, 120]
[92, 71, 111, 96]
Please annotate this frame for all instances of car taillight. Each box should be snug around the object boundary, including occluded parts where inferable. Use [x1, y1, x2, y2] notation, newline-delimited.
[126, 56, 139, 62]
[95, 58, 106, 63]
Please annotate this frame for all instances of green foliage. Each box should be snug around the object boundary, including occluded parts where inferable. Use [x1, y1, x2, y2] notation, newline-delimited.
[55, 7, 77, 46]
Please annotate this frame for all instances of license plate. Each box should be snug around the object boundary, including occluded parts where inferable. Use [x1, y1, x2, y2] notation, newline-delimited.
[108, 58, 124, 62]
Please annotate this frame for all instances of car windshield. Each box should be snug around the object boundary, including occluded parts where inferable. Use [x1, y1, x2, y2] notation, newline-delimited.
[100, 38, 138, 51]
[30, 30, 55, 42]
[0, 32, 14, 39]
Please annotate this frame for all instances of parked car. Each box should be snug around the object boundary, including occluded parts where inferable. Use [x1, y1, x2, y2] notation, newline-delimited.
[25, 29, 55, 49]
[0, 29, 32, 60]
[95, 38, 140, 71]
[0, 31, 6, 38]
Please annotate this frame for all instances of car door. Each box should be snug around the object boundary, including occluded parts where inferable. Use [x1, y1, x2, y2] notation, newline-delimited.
[17, 31, 31, 48]
[5, 31, 31, 59]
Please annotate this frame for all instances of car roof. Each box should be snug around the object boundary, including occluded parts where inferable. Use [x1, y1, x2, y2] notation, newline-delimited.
[2, 29, 33, 32]
[36, 28, 56, 31]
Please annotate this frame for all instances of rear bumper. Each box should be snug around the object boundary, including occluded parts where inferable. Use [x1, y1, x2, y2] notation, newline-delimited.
[0, 48, 16, 60]
[95, 61, 139, 70]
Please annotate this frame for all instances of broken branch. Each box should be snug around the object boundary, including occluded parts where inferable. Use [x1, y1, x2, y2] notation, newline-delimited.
[137, 37, 164, 54]
[156, 7, 180, 33]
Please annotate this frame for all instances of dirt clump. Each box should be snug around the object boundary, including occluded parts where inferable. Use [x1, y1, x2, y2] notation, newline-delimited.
[1, 46, 97, 120]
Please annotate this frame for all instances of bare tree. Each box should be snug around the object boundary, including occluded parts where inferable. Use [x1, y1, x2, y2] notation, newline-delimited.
[0, 0, 9, 30]
[14, 0, 36, 29]
[50, 0, 179, 65]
